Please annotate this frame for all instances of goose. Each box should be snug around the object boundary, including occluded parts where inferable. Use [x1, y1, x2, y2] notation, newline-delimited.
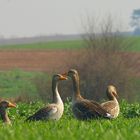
[26, 74, 67, 121]
[101, 85, 120, 118]
[64, 69, 112, 120]
[0, 100, 16, 124]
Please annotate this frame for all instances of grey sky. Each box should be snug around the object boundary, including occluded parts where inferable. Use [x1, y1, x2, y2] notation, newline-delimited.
[0, 0, 140, 38]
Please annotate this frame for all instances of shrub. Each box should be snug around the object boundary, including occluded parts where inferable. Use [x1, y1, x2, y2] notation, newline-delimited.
[120, 100, 140, 118]
[66, 16, 136, 102]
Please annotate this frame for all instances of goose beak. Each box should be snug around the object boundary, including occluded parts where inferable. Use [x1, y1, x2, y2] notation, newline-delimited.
[8, 102, 16, 108]
[60, 75, 68, 80]
[61, 73, 68, 80]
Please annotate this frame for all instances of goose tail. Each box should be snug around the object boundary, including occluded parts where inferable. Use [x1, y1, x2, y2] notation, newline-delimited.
[105, 113, 113, 119]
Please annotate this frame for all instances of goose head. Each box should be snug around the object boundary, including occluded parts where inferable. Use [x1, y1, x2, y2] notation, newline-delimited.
[106, 85, 118, 100]
[66, 69, 80, 89]
[63, 69, 82, 101]
[0, 100, 16, 109]
[52, 74, 68, 81]
[67, 69, 79, 81]
[0, 100, 16, 124]
[52, 74, 68, 103]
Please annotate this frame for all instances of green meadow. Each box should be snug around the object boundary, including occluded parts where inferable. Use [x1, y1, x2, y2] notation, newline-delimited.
[0, 69, 139, 102]
[0, 36, 140, 52]
[0, 37, 139, 99]
[122, 36, 140, 52]
[0, 70, 39, 98]
[0, 40, 84, 50]
[0, 37, 139, 140]
[0, 101, 139, 140]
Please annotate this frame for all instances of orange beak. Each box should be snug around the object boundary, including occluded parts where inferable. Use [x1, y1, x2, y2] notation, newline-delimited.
[8, 102, 16, 108]
[59, 74, 68, 80]
[60, 76, 67, 80]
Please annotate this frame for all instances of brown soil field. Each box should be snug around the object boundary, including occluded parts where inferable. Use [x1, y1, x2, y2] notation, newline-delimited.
[0, 50, 76, 73]
[0, 49, 139, 76]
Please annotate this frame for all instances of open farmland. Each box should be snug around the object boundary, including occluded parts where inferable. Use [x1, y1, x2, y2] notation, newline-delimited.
[0, 40, 84, 73]
[122, 36, 140, 52]
[0, 40, 84, 50]
[0, 50, 72, 72]
[0, 50, 139, 76]
[0, 37, 139, 75]
[0, 39, 139, 99]
[0, 39, 139, 140]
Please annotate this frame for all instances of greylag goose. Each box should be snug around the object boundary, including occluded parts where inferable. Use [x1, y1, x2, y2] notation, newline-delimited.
[0, 100, 16, 124]
[101, 85, 120, 118]
[64, 69, 112, 120]
[26, 74, 67, 121]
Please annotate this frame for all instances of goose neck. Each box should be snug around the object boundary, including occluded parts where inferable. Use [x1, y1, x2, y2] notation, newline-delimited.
[0, 108, 11, 124]
[71, 76, 81, 101]
[52, 80, 63, 104]
[107, 92, 117, 101]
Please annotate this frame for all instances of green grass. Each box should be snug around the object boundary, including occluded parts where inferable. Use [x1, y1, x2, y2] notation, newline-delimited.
[0, 69, 54, 101]
[0, 70, 139, 140]
[0, 101, 139, 140]
[0, 40, 84, 50]
[0, 37, 139, 139]
[0, 37, 140, 52]
[0, 69, 140, 102]
[122, 36, 140, 52]
[0, 69, 43, 98]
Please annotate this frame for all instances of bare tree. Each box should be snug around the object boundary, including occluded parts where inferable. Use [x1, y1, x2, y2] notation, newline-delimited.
[67, 16, 136, 102]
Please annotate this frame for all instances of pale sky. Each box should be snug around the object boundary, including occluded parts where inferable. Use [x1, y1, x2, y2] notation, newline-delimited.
[0, 0, 140, 38]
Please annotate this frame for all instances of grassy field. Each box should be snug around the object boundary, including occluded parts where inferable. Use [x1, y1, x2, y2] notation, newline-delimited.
[0, 70, 54, 100]
[0, 70, 39, 98]
[0, 69, 139, 103]
[0, 37, 139, 140]
[0, 37, 140, 52]
[0, 40, 84, 50]
[122, 36, 140, 52]
[0, 101, 139, 140]
[0, 68, 139, 140]
[0, 67, 139, 140]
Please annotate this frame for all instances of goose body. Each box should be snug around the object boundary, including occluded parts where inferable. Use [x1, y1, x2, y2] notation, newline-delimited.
[0, 100, 16, 124]
[66, 69, 112, 120]
[101, 85, 120, 118]
[26, 74, 67, 121]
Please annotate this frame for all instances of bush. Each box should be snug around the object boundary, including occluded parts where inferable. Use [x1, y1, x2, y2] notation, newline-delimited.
[66, 16, 136, 102]
[120, 100, 140, 118]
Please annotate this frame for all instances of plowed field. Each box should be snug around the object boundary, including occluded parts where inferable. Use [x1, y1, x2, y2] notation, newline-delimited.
[0, 50, 75, 73]
[0, 50, 139, 76]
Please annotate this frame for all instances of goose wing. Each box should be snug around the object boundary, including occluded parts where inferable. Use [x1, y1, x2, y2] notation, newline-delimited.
[101, 101, 119, 117]
[89, 100, 111, 114]
[73, 100, 111, 120]
[101, 101, 117, 110]
[26, 105, 58, 121]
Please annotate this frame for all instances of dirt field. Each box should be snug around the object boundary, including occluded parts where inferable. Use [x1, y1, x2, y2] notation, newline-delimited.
[0, 49, 139, 76]
[0, 50, 76, 73]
